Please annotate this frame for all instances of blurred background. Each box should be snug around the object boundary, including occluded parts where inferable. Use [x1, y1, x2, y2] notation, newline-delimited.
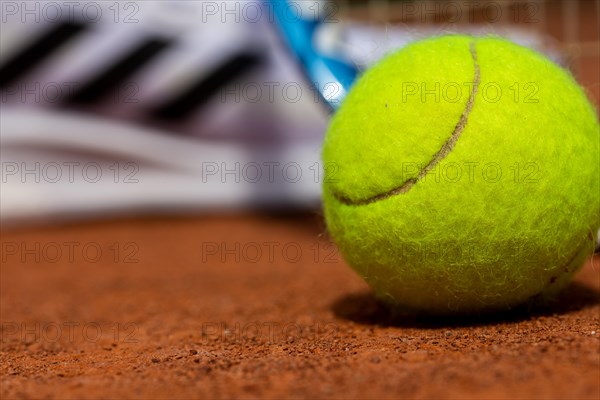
[1, 0, 598, 226]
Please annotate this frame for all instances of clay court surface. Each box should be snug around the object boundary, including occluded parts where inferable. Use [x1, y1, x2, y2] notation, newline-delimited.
[1, 214, 598, 399]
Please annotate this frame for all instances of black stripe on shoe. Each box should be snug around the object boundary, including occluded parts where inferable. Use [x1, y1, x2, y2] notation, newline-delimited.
[152, 52, 263, 120]
[66, 38, 171, 104]
[0, 21, 86, 87]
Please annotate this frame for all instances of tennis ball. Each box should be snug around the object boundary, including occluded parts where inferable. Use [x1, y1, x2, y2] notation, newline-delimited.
[322, 35, 599, 314]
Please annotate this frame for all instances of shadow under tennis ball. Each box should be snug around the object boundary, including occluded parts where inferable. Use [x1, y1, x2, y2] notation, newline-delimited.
[331, 282, 599, 329]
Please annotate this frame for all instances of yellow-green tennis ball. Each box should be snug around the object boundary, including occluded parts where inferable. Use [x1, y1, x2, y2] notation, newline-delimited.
[322, 35, 599, 314]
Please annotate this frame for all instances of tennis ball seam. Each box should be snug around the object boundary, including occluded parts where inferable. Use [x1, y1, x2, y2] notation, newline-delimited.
[332, 41, 481, 206]
[528, 237, 594, 303]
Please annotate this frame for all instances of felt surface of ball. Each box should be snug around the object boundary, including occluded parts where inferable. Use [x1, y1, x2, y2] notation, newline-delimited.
[322, 35, 600, 314]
